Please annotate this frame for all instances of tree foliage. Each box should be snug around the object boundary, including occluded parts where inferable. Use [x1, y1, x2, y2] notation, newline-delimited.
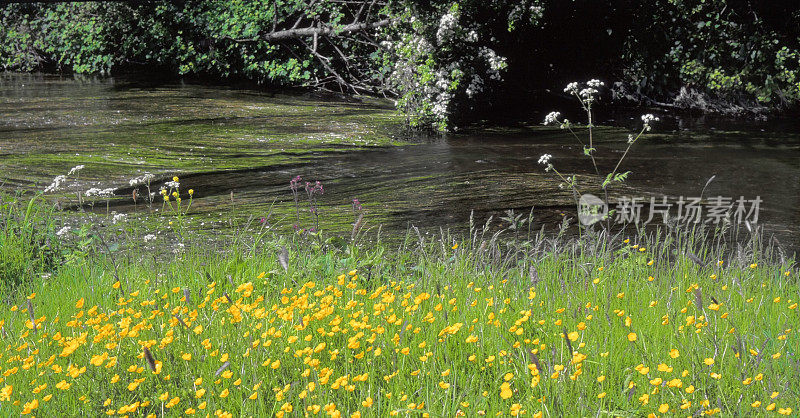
[1, 0, 798, 130]
[619, 0, 800, 109]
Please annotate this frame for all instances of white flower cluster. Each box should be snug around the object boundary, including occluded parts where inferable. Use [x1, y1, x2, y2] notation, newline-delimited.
[641, 113, 660, 131]
[563, 80, 604, 104]
[143, 234, 157, 242]
[587, 79, 604, 88]
[564, 82, 579, 94]
[579, 87, 597, 97]
[129, 173, 155, 187]
[56, 226, 71, 237]
[565, 79, 603, 93]
[465, 75, 484, 98]
[429, 68, 456, 120]
[44, 175, 67, 193]
[538, 77, 658, 190]
[413, 36, 434, 54]
[543, 111, 570, 129]
[543, 111, 561, 125]
[172, 242, 186, 254]
[436, 12, 458, 43]
[435, 70, 451, 91]
[432, 101, 449, 119]
[641, 114, 659, 124]
[43, 165, 89, 193]
[480, 48, 507, 80]
[529, 5, 544, 19]
[85, 187, 116, 197]
[510, 3, 544, 24]
[111, 212, 127, 224]
[165, 180, 180, 189]
[67, 165, 85, 176]
[389, 10, 508, 131]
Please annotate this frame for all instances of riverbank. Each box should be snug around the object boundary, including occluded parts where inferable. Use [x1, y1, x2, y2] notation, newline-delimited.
[0, 190, 797, 416]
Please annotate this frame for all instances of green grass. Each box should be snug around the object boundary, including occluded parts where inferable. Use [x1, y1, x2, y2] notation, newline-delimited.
[0, 193, 67, 289]
[0, 195, 797, 417]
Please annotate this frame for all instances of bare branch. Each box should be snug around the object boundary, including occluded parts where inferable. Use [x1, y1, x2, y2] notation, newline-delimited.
[271, 0, 278, 32]
[299, 39, 379, 95]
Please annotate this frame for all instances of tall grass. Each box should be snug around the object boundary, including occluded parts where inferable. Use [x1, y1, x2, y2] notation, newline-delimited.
[0, 193, 66, 290]
[0, 201, 796, 416]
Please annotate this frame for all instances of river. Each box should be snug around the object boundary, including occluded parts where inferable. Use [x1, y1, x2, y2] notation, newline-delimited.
[1, 73, 798, 256]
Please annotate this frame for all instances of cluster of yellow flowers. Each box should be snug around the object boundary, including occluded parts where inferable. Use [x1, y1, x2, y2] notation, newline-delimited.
[0, 258, 796, 417]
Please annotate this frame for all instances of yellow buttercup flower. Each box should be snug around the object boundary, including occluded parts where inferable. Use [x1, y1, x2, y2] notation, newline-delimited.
[500, 382, 513, 399]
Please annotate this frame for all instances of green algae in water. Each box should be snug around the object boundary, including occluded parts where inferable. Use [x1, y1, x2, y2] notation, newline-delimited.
[0, 74, 408, 190]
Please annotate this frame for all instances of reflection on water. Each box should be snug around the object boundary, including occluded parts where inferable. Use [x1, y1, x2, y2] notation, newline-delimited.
[2, 73, 798, 256]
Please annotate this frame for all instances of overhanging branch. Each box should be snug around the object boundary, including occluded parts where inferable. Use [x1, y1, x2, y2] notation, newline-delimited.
[231, 18, 395, 43]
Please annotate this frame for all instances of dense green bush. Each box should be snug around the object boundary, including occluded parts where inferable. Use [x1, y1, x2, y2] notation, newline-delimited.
[621, 0, 800, 109]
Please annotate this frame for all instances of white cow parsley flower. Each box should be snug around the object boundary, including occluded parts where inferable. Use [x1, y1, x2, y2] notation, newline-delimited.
[44, 175, 67, 193]
[587, 79, 604, 88]
[579, 87, 598, 99]
[564, 82, 579, 94]
[85, 187, 115, 197]
[129, 173, 155, 187]
[641, 114, 660, 131]
[67, 165, 85, 176]
[544, 111, 561, 125]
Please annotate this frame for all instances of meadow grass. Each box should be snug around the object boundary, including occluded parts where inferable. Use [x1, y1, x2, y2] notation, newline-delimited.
[0, 194, 797, 417]
[0, 193, 66, 289]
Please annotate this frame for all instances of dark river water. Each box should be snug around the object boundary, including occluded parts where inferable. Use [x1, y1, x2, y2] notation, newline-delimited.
[2, 73, 798, 256]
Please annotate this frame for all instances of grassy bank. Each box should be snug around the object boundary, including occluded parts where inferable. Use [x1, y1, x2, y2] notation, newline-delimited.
[0, 192, 797, 417]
